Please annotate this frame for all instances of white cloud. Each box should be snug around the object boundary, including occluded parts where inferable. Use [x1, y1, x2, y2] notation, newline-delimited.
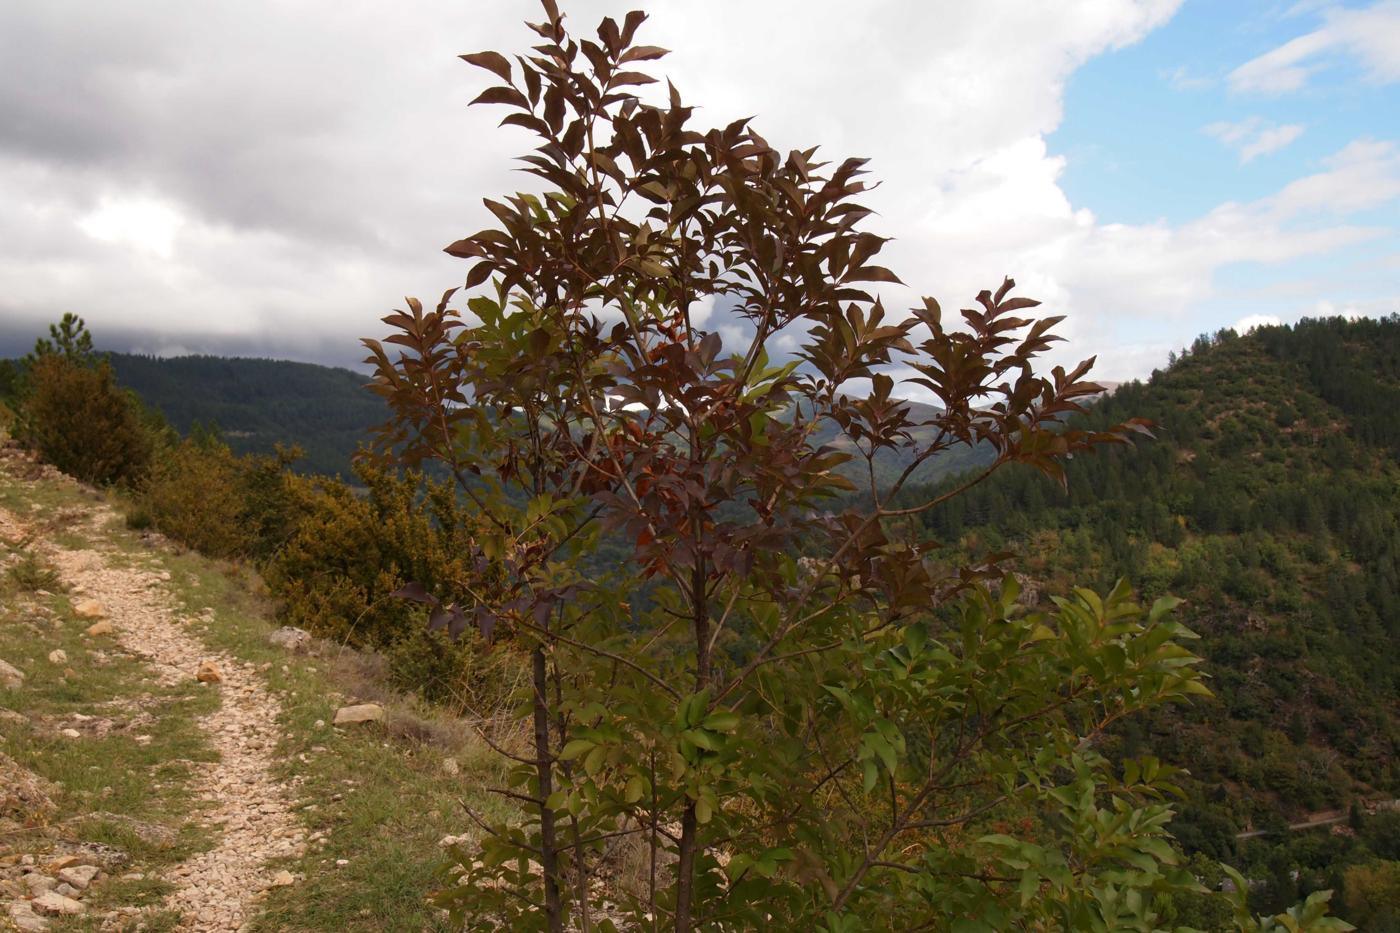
[76, 196, 184, 258]
[1161, 64, 1213, 91]
[1229, 0, 1400, 93]
[1233, 313, 1282, 332]
[0, 0, 1184, 363]
[1268, 139, 1400, 216]
[895, 135, 1400, 380]
[1204, 117, 1305, 162]
[1240, 124, 1306, 162]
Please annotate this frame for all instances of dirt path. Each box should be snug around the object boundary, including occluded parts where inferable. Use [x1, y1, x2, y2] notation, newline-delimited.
[1235, 799, 1400, 841]
[5, 496, 304, 931]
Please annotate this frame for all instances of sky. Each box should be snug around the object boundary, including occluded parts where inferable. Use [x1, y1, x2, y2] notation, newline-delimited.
[1, 0, 1397, 382]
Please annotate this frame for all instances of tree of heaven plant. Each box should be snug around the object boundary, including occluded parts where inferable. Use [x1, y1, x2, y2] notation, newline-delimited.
[360, 4, 1345, 931]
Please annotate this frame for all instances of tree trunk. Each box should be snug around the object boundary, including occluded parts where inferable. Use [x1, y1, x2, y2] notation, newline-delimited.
[675, 557, 710, 933]
[532, 645, 564, 932]
[674, 802, 700, 933]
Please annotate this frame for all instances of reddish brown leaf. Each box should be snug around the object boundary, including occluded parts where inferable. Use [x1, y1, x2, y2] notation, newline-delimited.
[471, 86, 530, 108]
[460, 51, 512, 83]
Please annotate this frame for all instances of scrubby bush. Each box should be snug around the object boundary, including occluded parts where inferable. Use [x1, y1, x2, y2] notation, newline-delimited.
[263, 461, 511, 702]
[9, 314, 155, 486]
[18, 351, 153, 486]
[131, 433, 250, 555]
[4, 549, 63, 594]
[132, 428, 301, 561]
[1342, 860, 1400, 931]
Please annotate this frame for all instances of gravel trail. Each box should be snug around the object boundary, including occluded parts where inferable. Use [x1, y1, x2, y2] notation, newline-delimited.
[5, 493, 303, 931]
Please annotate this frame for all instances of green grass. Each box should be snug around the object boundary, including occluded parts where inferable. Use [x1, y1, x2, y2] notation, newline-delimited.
[4, 547, 63, 592]
[1, 460, 515, 931]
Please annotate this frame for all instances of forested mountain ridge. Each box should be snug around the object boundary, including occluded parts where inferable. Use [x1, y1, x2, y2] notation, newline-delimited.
[904, 315, 1400, 902]
[107, 354, 385, 477]
[102, 353, 993, 489]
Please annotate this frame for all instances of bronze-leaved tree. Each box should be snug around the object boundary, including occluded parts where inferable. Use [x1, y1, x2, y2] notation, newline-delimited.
[363, 5, 1345, 931]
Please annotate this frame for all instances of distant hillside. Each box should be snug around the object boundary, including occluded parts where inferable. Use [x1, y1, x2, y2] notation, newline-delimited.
[901, 315, 1400, 901]
[808, 399, 993, 491]
[103, 352, 997, 487]
[109, 354, 385, 477]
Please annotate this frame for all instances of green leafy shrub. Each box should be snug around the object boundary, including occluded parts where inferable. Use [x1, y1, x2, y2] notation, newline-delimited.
[264, 461, 510, 703]
[348, 5, 1341, 930]
[361, 6, 1353, 928]
[9, 314, 157, 486]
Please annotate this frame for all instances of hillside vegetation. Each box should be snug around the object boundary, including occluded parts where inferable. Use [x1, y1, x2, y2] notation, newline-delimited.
[904, 315, 1400, 915]
[108, 354, 385, 477]
[2, 309, 1390, 928]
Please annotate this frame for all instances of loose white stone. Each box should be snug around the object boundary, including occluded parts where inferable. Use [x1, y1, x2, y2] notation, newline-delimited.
[6, 900, 48, 932]
[57, 863, 101, 890]
[333, 703, 385, 726]
[267, 626, 312, 653]
[32, 891, 86, 916]
[72, 598, 106, 620]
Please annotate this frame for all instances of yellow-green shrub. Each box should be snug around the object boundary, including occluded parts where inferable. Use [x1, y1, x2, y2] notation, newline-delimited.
[134, 436, 248, 556]
[17, 354, 152, 486]
[132, 433, 301, 561]
[1343, 860, 1400, 929]
[264, 461, 510, 702]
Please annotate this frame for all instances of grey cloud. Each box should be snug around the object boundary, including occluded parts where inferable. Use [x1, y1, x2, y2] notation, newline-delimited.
[0, 2, 516, 249]
[3, 0, 1393, 388]
[0, 313, 370, 370]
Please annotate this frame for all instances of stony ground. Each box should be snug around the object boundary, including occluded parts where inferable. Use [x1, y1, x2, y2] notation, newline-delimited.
[0, 451, 303, 931]
[47, 515, 305, 930]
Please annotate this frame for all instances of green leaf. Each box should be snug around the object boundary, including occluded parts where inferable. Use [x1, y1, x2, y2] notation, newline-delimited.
[558, 739, 595, 761]
[683, 728, 721, 752]
[701, 711, 741, 733]
[1148, 595, 1183, 624]
[583, 744, 608, 775]
[695, 797, 713, 824]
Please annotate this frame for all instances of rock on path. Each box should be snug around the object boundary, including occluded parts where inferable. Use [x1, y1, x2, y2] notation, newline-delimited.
[15, 502, 304, 932]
